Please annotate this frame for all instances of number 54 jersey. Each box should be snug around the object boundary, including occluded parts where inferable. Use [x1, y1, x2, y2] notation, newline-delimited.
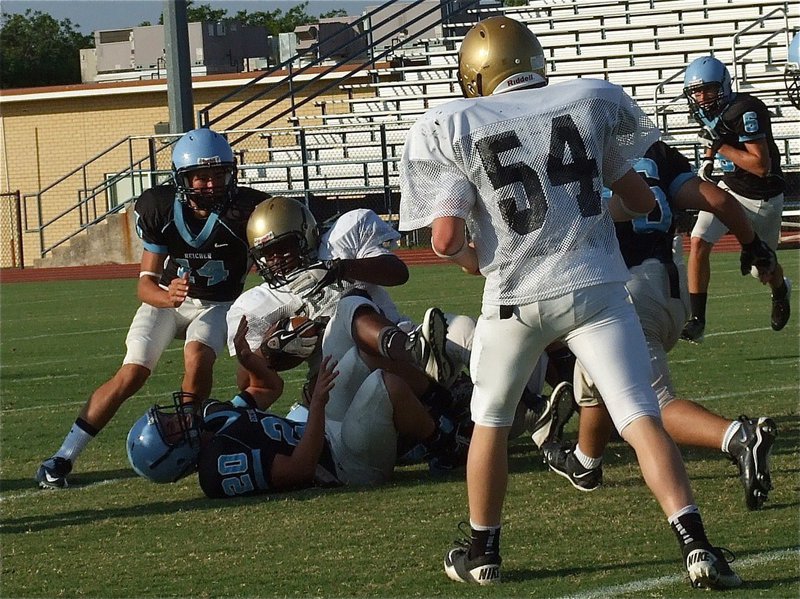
[399, 78, 660, 306]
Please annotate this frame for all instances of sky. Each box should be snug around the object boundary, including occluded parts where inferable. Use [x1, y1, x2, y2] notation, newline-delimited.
[1, 0, 380, 33]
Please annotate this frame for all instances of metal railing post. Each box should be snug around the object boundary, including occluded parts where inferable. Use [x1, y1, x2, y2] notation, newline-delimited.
[299, 128, 311, 204]
[379, 124, 392, 216]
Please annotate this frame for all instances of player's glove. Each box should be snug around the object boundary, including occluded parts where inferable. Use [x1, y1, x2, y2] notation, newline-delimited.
[698, 128, 723, 154]
[287, 260, 346, 298]
[739, 233, 777, 277]
[697, 159, 715, 182]
[263, 318, 320, 358]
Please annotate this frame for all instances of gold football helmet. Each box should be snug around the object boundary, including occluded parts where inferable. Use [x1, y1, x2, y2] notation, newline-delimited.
[247, 196, 319, 287]
[457, 16, 546, 98]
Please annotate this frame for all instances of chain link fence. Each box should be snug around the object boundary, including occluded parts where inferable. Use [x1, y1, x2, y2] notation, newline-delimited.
[0, 191, 23, 269]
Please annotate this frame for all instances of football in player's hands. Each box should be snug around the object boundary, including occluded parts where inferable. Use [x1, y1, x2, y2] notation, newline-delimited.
[259, 316, 324, 371]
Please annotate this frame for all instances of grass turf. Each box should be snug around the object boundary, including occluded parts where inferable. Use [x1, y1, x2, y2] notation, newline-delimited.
[0, 250, 798, 597]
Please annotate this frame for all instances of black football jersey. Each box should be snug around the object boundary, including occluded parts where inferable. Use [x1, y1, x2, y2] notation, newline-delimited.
[614, 141, 695, 268]
[134, 185, 268, 301]
[713, 93, 784, 199]
[196, 395, 339, 499]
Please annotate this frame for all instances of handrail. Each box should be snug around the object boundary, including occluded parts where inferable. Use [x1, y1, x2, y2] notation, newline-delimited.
[652, 3, 793, 124]
[197, 0, 405, 127]
[224, 0, 480, 146]
[732, 5, 790, 91]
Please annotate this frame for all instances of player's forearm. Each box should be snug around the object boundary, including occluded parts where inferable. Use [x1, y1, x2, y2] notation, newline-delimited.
[716, 144, 770, 178]
[286, 407, 325, 482]
[609, 169, 656, 216]
[431, 216, 480, 275]
[340, 255, 409, 286]
[137, 277, 176, 308]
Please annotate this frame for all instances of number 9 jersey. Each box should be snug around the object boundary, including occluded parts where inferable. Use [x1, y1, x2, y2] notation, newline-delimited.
[134, 185, 268, 301]
[399, 78, 660, 306]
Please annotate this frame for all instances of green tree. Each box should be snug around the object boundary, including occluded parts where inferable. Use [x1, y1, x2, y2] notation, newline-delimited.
[320, 9, 349, 19]
[234, 1, 320, 36]
[0, 9, 93, 89]
[158, 1, 228, 25]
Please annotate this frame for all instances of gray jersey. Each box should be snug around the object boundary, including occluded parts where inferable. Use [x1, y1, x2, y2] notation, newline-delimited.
[400, 78, 660, 305]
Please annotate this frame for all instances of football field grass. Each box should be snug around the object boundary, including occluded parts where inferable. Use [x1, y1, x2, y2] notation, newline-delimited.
[1, 250, 798, 597]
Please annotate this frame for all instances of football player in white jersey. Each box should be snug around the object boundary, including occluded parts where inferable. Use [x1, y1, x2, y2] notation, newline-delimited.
[399, 17, 739, 590]
[226, 197, 473, 470]
[227, 196, 472, 387]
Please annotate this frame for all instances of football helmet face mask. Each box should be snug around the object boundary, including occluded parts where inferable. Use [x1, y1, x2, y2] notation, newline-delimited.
[457, 16, 546, 98]
[247, 197, 320, 288]
[172, 128, 237, 214]
[785, 33, 800, 110]
[683, 56, 733, 125]
[126, 392, 201, 484]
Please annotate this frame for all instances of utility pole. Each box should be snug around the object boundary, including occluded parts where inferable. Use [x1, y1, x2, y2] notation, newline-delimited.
[163, 0, 195, 133]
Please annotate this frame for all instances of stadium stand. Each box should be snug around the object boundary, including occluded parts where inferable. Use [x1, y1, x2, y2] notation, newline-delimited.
[15, 0, 799, 267]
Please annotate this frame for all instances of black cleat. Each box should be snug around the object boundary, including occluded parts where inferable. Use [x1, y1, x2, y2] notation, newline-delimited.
[532, 381, 576, 448]
[541, 442, 602, 491]
[680, 317, 705, 344]
[443, 525, 501, 585]
[771, 277, 791, 331]
[35, 456, 72, 489]
[727, 415, 777, 510]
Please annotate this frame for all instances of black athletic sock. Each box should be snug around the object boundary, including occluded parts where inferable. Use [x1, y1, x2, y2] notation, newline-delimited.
[670, 509, 710, 556]
[419, 381, 454, 417]
[468, 525, 501, 561]
[688, 293, 708, 322]
[75, 417, 100, 437]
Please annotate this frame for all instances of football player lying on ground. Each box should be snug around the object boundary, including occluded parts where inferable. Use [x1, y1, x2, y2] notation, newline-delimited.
[240, 197, 576, 462]
[126, 314, 470, 495]
[542, 140, 778, 512]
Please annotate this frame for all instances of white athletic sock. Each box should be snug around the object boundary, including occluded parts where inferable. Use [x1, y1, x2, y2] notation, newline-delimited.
[721, 420, 743, 454]
[55, 423, 95, 463]
[574, 445, 602, 469]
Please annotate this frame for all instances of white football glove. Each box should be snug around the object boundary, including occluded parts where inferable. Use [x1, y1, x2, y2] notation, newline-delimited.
[697, 159, 715, 182]
[263, 318, 319, 358]
[287, 267, 331, 299]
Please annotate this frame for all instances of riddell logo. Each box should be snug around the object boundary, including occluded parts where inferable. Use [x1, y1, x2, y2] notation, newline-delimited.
[506, 73, 536, 87]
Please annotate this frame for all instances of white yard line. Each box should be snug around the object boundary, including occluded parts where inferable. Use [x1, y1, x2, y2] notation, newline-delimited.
[561, 547, 799, 599]
[0, 478, 128, 504]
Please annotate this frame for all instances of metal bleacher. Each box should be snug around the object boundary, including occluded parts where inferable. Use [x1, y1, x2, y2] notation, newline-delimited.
[28, 0, 800, 263]
[272, 0, 798, 175]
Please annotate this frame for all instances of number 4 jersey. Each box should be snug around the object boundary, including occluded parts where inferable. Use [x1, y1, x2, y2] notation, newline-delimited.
[134, 185, 268, 301]
[399, 78, 660, 306]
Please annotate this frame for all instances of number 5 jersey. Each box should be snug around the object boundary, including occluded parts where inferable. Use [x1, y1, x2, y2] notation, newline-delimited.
[399, 78, 660, 306]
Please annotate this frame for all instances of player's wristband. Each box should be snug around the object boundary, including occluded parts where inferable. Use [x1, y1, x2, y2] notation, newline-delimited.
[139, 271, 160, 278]
[432, 239, 470, 260]
[232, 390, 256, 408]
